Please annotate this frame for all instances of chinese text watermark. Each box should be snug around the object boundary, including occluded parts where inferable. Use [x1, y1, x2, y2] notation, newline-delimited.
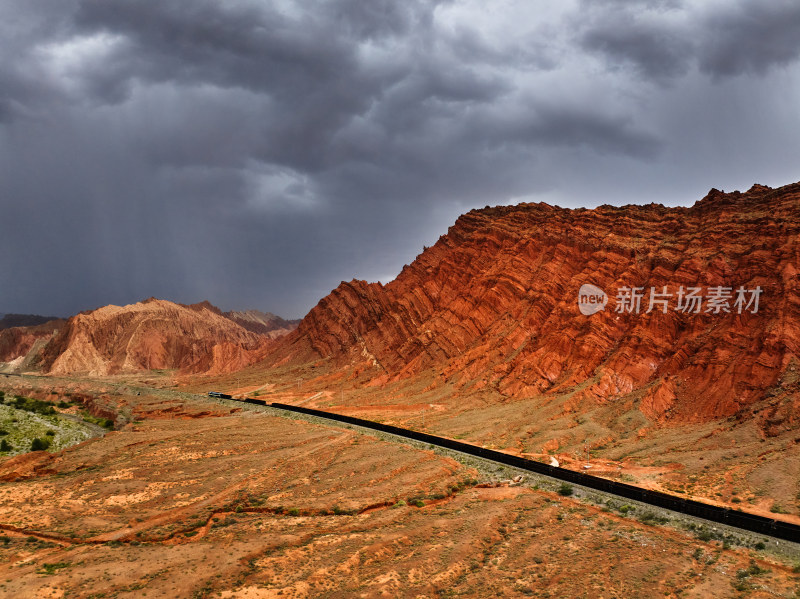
[578, 285, 762, 315]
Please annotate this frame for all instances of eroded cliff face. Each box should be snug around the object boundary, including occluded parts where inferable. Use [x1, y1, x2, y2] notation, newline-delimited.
[36, 299, 272, 376]
[0, 320, 64, 364]
[272, 183, 800, 423]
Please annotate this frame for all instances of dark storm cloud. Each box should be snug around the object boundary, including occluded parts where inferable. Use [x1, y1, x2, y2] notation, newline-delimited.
[2, 1, 800, 319]
[577, 0, 800, 82]
[698, 2, 800, 77]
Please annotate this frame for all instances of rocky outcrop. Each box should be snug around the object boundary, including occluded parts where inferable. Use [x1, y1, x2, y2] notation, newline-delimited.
[0, 320, 65, 366]
[270, 182, 800, 423]
[36, 299, 273, 376]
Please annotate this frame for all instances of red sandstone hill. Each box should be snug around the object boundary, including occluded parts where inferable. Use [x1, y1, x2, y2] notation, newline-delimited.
[0, 319, 65, 369]
[8, 299, 279, 376]
[265, 182, 800, 424]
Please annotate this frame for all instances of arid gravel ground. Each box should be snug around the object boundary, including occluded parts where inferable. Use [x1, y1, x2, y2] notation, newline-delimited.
[199, 360, 800, 527]
[0, 375, 798, 598]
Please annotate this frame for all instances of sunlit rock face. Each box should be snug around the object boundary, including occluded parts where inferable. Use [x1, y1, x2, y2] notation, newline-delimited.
[37, 299, 274, 376]
[272, 182, 800, 423]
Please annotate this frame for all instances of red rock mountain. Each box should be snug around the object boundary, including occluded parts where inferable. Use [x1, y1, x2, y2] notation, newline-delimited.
[0, 319, 65, 368]
[268, 182, 800, 423]
[29, 299, 274, 376]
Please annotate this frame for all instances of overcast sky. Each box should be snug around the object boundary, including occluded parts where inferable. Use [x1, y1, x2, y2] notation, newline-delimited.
[2, 0, 799, 319]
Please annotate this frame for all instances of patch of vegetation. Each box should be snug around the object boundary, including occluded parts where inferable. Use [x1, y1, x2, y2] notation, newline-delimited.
[0, 402, 98, 457]
[37, 562, 71, 575]
[287, 508, 300, 516]
[30, 437, 51, 451]
[7, 396, 56, 416]
[696, 530, 713, 542]
[637, 511, 668, 525]
[770, 504, 787, 514]
[733, 560, 769, 591]
[557, 483, 574, 497]
[80, 411, 114, 430]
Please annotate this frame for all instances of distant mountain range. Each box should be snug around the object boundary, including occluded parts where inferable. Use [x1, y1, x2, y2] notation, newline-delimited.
[0, 301, 297, 376]
[0, 313, 61, 330]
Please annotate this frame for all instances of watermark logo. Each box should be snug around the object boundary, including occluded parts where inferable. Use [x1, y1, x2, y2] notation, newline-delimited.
[579, 284, 763, 315]
[578, 283, 608, 315]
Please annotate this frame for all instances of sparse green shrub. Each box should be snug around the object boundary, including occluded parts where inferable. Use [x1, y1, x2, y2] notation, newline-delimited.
[413, 500, 425, 508]
[31, 437, 51, 452]
[288, 508, 300, 516]
[557, 483, 574, 497]
[754, 541, 766, 550]
[81, 412, 115, 430]
[45, 430, 55, 437]
[0, 439, 11, 453]
[38, 562, 70, 575]
[637, 511, 668, 525]
[696, 530, 713, 542]
[10, 396, 56, 416]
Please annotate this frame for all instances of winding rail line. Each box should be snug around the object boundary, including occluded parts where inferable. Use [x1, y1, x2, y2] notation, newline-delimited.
[211, 392, 800, 544]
